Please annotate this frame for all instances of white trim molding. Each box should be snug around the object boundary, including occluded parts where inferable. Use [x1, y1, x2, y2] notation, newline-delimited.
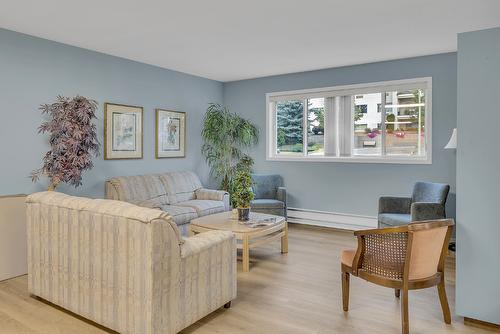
[287, 207, 377, 231]
[266, 77, 432, 164]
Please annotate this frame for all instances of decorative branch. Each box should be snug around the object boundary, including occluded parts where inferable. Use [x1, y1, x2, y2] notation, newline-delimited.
[31, 95, 100, 190]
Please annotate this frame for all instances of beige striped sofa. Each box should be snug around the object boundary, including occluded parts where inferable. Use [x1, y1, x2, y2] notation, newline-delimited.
[27, 191, 237, 334]
[105, 171, 230, 236]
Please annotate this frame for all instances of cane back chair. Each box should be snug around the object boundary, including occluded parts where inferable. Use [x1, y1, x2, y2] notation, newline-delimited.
[341, 219, 454, 334]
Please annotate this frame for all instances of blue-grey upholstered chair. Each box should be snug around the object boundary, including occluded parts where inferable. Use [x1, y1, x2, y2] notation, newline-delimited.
[250, 174, 287, 219]
[378, 182, 450, 228]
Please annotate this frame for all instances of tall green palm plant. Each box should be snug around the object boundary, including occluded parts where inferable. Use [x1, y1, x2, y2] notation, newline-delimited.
[201, 103, 258, 202]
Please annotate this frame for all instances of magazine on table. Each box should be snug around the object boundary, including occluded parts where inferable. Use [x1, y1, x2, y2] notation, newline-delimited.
[240, 216, 278, 228]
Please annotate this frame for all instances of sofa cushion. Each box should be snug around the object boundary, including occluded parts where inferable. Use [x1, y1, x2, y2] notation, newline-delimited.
[378, 213, 411, 227]
[130, 197, 165, 209]
[159, 171, 202, 204]
[251, 199, 284, 209]
[108, 174, 169, 205]
[177, 200, 225, 217]
[160, 205, 197, 226]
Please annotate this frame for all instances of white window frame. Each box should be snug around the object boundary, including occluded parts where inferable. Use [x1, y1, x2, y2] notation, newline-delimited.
[266, 77, 432, 164]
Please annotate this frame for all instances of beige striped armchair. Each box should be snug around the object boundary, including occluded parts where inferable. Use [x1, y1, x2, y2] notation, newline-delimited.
[27, 191, 236, 334]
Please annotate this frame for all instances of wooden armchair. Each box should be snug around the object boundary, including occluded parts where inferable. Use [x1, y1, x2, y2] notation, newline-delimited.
[341, 219, 454, 334]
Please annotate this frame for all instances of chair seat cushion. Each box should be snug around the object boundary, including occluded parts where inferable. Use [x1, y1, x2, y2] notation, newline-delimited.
[341, 249, 356, 267]
[251, 199, 284, 209]
[177, 200, 225, 217]
[378, 213, 411, 227]
[160, 205, 197, 226]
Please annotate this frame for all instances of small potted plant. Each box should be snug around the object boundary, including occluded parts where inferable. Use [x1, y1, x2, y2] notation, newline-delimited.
[232, 169, 254, 221]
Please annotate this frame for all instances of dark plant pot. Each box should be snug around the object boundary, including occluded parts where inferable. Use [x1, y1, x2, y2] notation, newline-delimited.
[238, 207, 250, 221]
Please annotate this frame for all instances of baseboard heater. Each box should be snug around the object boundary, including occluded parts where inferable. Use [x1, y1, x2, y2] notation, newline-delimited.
[287, 207, 377, 231]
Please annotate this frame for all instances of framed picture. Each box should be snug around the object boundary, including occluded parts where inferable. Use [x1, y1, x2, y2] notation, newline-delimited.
[155, 109, 186, 158]
[104, 103, 143, 159]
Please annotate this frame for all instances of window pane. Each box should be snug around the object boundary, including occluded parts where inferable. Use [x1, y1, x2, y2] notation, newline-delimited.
[276, 100, 304, 155]
[268, 79, 430, 162]
[307, 98, 325, 156]
[385, 89, 426, 156]
[353, 93, 382, 156]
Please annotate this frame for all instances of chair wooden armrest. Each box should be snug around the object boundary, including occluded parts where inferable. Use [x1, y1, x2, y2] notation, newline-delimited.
[354, 225, 409, 237]
[408, 218, 454, 231]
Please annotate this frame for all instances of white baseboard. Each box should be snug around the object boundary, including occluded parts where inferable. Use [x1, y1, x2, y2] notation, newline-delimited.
[287, 207, 377, 231]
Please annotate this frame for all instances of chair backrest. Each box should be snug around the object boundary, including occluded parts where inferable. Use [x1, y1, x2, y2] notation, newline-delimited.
[411, 181, 450, 204]
[407, 219, 453, 280]
[360, 230, 409, 280]
[251, 174, 283, 199]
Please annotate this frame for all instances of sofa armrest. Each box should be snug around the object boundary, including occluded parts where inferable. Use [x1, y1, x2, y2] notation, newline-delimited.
[277, 187, 287, 204]
[105, 180, 121, 200]
[195, 188, 228, 201]
[378, 196, 411, 214]
[179, 230, 236, 329]
[181, 230, 235, 259]
[195, 188, 230, 211]
[410, 202, 446, 221]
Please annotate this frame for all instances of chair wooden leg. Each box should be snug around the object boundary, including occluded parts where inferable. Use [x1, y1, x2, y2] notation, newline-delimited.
[395, 289, 400, 298]
[401, 288, 409, 334]
[437, 279, 451, 324]
[341, 271, 350, 312]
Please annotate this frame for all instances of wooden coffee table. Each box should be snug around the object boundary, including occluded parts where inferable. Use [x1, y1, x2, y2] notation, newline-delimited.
[189, 211, 288, 272]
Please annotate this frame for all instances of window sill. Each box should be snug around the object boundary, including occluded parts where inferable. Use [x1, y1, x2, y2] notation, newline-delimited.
[266, 155, 431, 164]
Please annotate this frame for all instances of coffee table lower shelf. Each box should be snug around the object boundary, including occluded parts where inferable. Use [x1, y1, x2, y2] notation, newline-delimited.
[189, 213, 288, 272]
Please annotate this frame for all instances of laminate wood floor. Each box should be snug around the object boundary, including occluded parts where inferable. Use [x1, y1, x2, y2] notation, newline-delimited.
[0, 224, 496, 334]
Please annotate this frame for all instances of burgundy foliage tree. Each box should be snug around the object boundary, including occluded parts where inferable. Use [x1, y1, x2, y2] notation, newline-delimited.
[31, 95, 100, 190]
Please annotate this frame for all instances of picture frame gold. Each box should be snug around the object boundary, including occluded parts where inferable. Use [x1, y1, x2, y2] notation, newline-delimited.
[104, 103, 143, 160]
[155, 109, 186, 158]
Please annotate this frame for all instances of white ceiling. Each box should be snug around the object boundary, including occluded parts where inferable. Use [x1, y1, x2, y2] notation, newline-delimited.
[1, 0, 500, 82]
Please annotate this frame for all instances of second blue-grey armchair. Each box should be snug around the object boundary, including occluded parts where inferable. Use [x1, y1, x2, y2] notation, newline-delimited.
[378, 181, 450, 228]
[250, 174, 287, 219]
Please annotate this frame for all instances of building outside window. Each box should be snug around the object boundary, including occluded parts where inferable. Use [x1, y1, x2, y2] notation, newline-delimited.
[266, 78, 431, 164]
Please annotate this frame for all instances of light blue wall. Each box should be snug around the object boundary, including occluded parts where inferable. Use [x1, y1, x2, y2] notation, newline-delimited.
[0, 28, 458, 219]
[456, 27, 500, 325]
[0, 28, 223, 198]
[223, 53, 457, 217]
